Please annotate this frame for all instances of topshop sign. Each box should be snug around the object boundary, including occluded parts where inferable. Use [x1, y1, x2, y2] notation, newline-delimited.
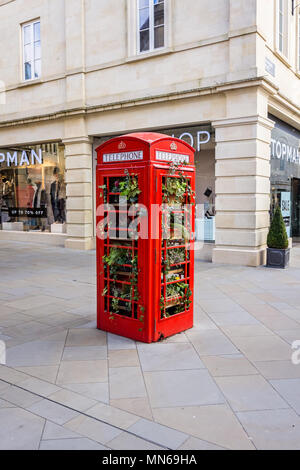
[94, 126, 213, 159]
[169, 130, 211, 152]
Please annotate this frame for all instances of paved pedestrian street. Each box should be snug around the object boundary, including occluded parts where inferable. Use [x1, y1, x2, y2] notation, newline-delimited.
[1, 241, 300, 450]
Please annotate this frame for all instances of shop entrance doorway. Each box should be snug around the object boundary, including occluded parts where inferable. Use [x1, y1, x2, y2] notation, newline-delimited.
[292, 178, 300, 241]
[271, 185, 292, 238]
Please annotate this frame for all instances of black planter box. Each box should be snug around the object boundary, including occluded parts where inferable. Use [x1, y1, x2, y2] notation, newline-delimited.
[267, 247, 290, 269]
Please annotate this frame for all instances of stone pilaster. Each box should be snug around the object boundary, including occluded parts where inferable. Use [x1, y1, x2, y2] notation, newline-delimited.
[63, 136, 94, 250]
[212, 114, 274, 266]
[65, 0, 86, 108]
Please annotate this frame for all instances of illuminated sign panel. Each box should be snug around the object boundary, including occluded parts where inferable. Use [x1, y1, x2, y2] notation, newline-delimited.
[156, 151, 190, 164]
[103, 151, 143, 163]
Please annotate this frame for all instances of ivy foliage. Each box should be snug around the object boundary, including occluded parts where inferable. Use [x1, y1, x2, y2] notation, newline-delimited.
[119, 169, 141, 202]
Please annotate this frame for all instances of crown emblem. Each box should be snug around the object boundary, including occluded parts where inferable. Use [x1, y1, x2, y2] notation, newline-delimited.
[170, 142, 177, 151]
[118, 141, 126, 150]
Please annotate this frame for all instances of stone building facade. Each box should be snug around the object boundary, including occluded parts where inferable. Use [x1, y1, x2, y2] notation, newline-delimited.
[0, 0, 299, 266]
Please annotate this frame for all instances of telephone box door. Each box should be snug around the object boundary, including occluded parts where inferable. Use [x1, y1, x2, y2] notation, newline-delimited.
[153, 167, 195, 341]
[96, 167, 152, 343]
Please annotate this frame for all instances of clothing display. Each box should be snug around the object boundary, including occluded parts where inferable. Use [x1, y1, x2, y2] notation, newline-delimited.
[16, 184, 35, 208]
[2, 178, 14, 208]
[0, 143, 65, 232]
[1, 177, 15, 222]
[50, 178, 66, 223]
[33, 182, 46, 208]
[30, 182, 47, 230]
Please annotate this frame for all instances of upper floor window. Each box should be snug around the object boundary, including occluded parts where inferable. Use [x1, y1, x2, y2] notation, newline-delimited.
[278, 0, 284, 52]
[298, 14, 300, 70]
[22, 20, 41, 81]
[138, 0, 165, 53]
[276, 0, 290, 57]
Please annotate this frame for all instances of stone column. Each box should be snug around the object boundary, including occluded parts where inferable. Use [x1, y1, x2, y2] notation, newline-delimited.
[63, 136, 94, 250]
[212, 114, 274, 266]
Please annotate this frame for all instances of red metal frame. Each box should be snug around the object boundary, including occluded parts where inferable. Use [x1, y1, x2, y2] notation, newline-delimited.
[96, 133, 195, 343]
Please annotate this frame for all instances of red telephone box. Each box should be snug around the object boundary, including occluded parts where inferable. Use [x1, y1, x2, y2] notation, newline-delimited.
[96, 133, 195, 343]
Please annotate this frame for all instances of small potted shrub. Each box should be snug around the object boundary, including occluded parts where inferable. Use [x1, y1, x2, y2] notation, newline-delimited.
[266, 206, 290, 269]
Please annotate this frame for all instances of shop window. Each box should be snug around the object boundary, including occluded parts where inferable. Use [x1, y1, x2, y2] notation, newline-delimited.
[0, 143, 66, 232]
[270, 114, 300, 240]
[138, 0, 165, 53]
[22, 20, 41, 81]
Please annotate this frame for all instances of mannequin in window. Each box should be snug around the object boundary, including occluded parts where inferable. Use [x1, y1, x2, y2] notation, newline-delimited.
[58, 175, 66, 224]
[203, 187, 215, 219]
[50, 167, 66, 224]
[50, 168, 61, 223]
[2, 176, 14, 222]
[0, 175, 3, 224]
[32, 181, 47, 231]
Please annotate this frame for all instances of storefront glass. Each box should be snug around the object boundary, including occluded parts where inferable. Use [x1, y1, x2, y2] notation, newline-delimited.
[0, 143, 66, 232]
[93, 124, 216, 242]
[270, 115, 300, 240]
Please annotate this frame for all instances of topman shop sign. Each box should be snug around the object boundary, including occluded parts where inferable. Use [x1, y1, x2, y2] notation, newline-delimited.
[0, 149, 43, 167]
[270, 115, 300, 165]
[271, 139, 300, 164]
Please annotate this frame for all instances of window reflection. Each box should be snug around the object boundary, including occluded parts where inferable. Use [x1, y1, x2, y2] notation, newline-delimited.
[0, 144, 66, 233]
[138, 0, 164, 53]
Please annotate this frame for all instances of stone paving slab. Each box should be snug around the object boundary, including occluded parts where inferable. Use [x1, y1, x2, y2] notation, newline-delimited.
[1, 240, 300, 449]
[6, 340, 65, 367]
[27, 398, 80, 425]
[64, 414, 124, 445]
[178, 436, 225, 450]
[63, 382, 110, 403]
[108, 349, 140, 367]
[270, 378, 300, 415]
[42, 420, 85, 440]
[39, 437, 108, 450]
[14, 365, 59, 383]
[144, 369, 226, 408]
[137, 342, 205, 371]
[56, 360, 108, 384]
[201, 355, 258, 377]
[62, 345, 107, 361]
[236, 409, 300, 450]
[0, 407, 45, 450]
[153, 405, 255, 450]
[0, 385, 43, 408]
[48, 389, 98, 412]
[109, 367, 147, 400]
[127, 418, 188, 450]
[107, 432, 164, 450]
[0, 398, 16, 408]
[110, 398, 153, 420]
[215, 375, 289, 412]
